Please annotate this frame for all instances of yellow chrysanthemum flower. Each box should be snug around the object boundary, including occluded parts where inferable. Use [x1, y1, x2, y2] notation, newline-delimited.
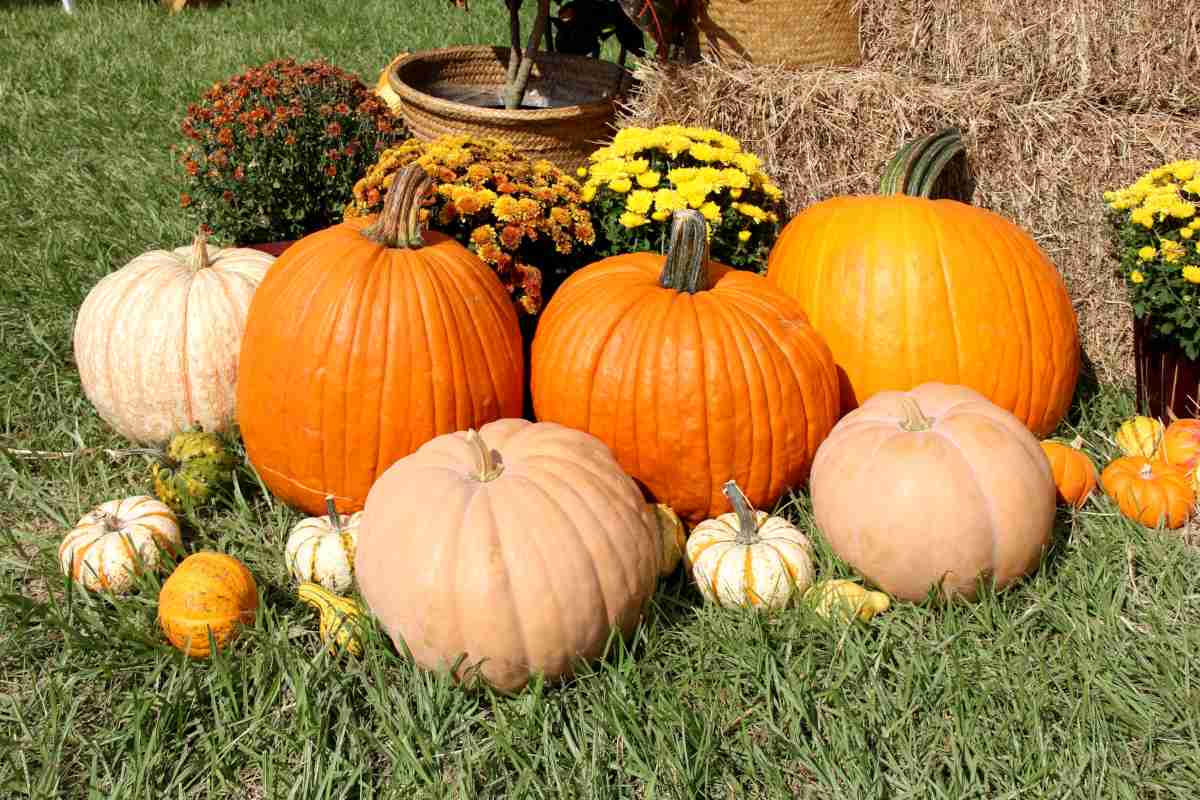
[619, 211, 649, 228]
[735, 202, 767, 223]
[1130, 207, 1155, 228]
[720, 168, 751, 190]
[733, 153, 762, 173]
[581, 184, 596, 203]
[1162, 240, 1186, 263]
[699, 201, 722, 222]
[576, 167, 588, 177]
[729, 188, 743, 199]
[609, 176, 633, 194]
[651, 209, 671, 222]
[1184, 265, 1200, 284]
[636, 171, 660, 189]
[654, 188, 687, 212]
[1182, 228, 1194, 240]
[626, 189, 654, 215]
[1131, 270, 1145, 284]
[1138, 246, 1158, 260]
[624, 159, 650, 175]
[1171, 202, 1196, 219]
[737, 230, 751, 243]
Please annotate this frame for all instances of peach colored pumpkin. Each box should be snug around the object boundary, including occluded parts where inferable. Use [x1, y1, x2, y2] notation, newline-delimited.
[355, 419, 660, 693]
[74, 232, 274, 444]
[1158, 419, 1200, 474]
[810, 382, 1056, 601]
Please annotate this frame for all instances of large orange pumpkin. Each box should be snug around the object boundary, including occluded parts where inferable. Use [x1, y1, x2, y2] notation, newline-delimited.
[237, 165, 523, 515]
[531, 210, 841, 525]
[766, 129, 1080, 437]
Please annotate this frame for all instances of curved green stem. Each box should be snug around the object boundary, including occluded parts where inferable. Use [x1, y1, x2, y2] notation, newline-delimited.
[190, 230, 211, 271]
[898, 397, 934, 432]
[466, 429, 504, 482]
[721, 480, 759, 545]
[657, 210, 711, 294]
[362, 164, 430, 249]
[879, 128, 964, 198]
[324, 494, 341, 532]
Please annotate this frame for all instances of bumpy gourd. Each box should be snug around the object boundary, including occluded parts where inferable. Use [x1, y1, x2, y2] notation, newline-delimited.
[151, 429, 237, 512]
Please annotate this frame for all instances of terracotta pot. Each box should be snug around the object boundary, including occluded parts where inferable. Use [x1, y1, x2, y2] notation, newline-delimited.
[238, 240, 296, 257]
[1133, 314, 1200, 420]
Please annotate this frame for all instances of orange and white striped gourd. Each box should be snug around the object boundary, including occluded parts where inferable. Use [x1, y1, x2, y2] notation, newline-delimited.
[58, 496, 181, 593]
[285, 495, 361, 593]
[1114, 416, 1165, 458]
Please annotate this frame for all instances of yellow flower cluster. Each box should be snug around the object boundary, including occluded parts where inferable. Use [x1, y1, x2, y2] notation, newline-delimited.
[1105, 160, 1200, 230]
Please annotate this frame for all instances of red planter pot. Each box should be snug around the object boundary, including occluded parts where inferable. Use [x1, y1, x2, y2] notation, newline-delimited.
[1134, 314, 1200, 420]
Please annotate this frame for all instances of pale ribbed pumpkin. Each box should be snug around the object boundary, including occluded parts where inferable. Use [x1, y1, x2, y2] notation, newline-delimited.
[766, 130, 1080, 437]
[355, 419, 660, 694]
[74, 232, 274, 444]
[58, 496, 181, 594]
[531, 209, 840, 525]
[810, 382, 1056, 601]
[237, 165, 523, 515]
[285, 496, 361, 593]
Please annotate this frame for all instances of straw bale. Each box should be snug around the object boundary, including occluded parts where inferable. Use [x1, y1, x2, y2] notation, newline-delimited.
[856, 0, 1200, 113]
[620, 59, 1200, 383]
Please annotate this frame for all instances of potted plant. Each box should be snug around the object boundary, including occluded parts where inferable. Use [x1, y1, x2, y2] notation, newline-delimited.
[175, 59, 407, 254]
[1105, 160, 1200, 418]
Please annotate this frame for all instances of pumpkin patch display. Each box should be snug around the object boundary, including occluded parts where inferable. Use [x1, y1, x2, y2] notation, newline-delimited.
[158, 551, 259, 658]
[810, 383, 1056, 602]
[1114, 416, 1165, 458]
[685, 480, 816, 610]
[1157, 419, 1200, 473]
[765, 129, 1080, 438]
[355, 419, 660, 694]
[151, 429, 237, 512]
[74, 231, 274, 444]
[59, 496, 181, 594]
[1040, 436, 1099, 508]
[531, 209, 840, 525]
[236, 164, 523, 515]
[1100, 456, 1193, 529]
[285, 496, 361, 593]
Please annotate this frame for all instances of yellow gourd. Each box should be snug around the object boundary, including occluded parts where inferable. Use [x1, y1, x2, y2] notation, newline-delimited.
[297, 582, 366, 657]
[1114, 416, 1164, 458]
[806, 579, 891, 621]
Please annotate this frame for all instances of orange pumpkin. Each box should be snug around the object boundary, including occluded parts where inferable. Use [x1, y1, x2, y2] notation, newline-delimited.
[1040, 436, 1099, 508]
[531, 210, 840, 525]
[1158, 419, 1200, 473]
[236, 165, 523, 515]
[158, 552, 259, 658]
[765, 129, 1080, 437]
[1100, 456, 1193, 529]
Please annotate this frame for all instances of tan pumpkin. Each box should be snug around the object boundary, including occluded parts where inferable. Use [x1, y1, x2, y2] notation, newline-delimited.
[58, 496, 181, 593]
[285, 496, 361, 593]
[1040, 435, 1099, 508]
[355, 419, 660, 694]
[158, 551, 259, 658]
[810, 382, 1056, 602]
[1114, 416, 1165, 458]
[74, 232, 274, 444]
[685, 481, 815, 610]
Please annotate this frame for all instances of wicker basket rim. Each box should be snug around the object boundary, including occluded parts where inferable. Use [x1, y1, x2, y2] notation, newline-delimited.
[388, 46, 630, 124]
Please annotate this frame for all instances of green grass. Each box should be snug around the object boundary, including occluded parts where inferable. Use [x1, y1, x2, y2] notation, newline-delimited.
[2, 1, 1200, 797]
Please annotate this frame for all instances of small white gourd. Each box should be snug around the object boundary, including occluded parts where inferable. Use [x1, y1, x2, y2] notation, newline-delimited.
[284, 495, 360, 593]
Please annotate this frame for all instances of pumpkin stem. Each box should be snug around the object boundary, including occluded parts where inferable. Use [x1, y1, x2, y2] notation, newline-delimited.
[362, 164, 431, 249]
[658, 210, 711, 294]
[898, 397, 934, 432]
[190, 230, 211, 271]
[879, 127, 964, 198]
[324, 494, 342, 533]
[101, 513, 122, 533]
[722, 480, 760, 545]
[1070, 434, 1086, 450]
[1139, 462, 1154, 480]
[466, 429, 504, 482]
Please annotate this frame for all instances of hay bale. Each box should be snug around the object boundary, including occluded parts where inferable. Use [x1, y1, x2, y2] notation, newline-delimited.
[857, 0, 1200, 113]
[620, 60, 1200, 382]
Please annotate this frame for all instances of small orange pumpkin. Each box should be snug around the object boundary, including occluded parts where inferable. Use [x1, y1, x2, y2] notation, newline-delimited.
[1158, 419, 1200, 474]
[158, 552, 259, 657]
[1100, 456, 1193, 529]
[1039, 436, 1098, 508]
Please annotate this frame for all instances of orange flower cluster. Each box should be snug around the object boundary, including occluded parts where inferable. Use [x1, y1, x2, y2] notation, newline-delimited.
[346, 136, 596, 315]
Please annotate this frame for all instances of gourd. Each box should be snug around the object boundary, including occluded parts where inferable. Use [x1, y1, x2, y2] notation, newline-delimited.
[58, 496, 181, 593]
[810, 382, 1056, 601]
[1040, 435, 1099, 508]
[355, 419, 660, 693]
[297, 582, 365, 657]
[531, 209, 840, 524]
[1114, 415, 1164, 458]
[237, 165, 523, 515]
[766, 129, 1080, 437]
[158, 552, 259, 657]
[805, 579, 891, 622]
[285, 495, 361, 593]
[74, 231, 274, 444]
[1100, 456, 1193, 529]
[151, 429, 237, 512]
[685, 480, 815, 610]
[653, 503, 687, 577]
[1157, 419, 1200, 473]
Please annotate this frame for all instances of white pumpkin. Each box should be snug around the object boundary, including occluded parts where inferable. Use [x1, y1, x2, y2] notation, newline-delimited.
[59, 496, 182, 593]
[73, 232, 275, 444]
[686, 480, 815, 609]
[285, 496, 361, 593]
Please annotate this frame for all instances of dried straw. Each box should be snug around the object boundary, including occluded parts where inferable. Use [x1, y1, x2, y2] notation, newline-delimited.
[620, 59, 1200, 382]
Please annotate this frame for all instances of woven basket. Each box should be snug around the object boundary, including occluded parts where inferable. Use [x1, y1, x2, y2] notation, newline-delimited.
[388, 47, 632, 172]
[694, 0, 861, 67]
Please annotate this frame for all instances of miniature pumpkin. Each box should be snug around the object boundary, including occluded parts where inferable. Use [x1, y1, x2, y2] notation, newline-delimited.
[810, 382, 1056, 602]
[58, 496, 181, 594]
[237, 165, 523, 515]
[355, 419, 660, 694]
[285, 496, 361, 593]
[1157, 419, 1200, 473]
[1040, 435, 1099, 508]
[297, 582, 366, 657]
[74, 231, 274, 444]
[531, 209, 840, 525]
[766, 130, 1079, 437]
[1114, 416, 1164, 458]
[653, 503, 687, 577]
[685, 480, 815, 609]
[158, 552, 258, 658]
[151, 429, 237, 512]
[1100, 456, 1193, 529]
[805, 579, 891, 622]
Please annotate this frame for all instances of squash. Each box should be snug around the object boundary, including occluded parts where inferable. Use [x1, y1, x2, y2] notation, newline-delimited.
[355, 419, 660, 693]
[1040, 435, 1099, 508]
[151, 429, 237, 512]
[653, 503, 687, 577]
[809, 382, 1056, 601]
[285, 495, 361, 593]
[297, 582, 365, 657]
[1114, 416, 1165, 458]
[74, 231, 274, 444]
[237, 164, 523, 515]
[685, 480, 815, 609]
[158, 552, 258, 657]
[1157, 418, 1200, 473]
[765, 129, 1080, 437]
[805, 579, 891, 622]
[58, 496, 181, 594]
[531, 209, 840, 525]
[1100, 456, 1193, 529]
